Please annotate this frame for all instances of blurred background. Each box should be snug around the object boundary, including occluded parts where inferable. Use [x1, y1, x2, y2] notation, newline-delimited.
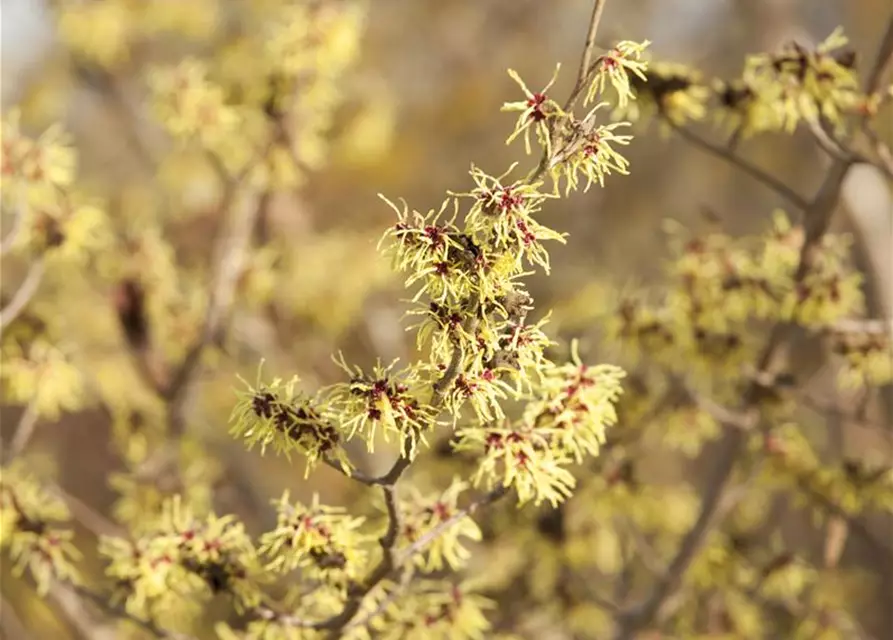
[1, 0, 891, 637]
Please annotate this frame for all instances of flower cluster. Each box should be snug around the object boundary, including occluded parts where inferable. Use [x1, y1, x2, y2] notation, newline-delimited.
[756, 426, 893, 517]
[396, 479, 482, 572]
[109, 438, 221, 534]
[614, 29, 866, 139]
[1, 111, 75, 197]
[361, 40, 645, 522]
[1, 111, 107, 261]
[230, 366, 350, 476]
[100, 497, 264, 626]
[652, 402, 721, 458]
[149, 58, 241, 149]
[607, 211, 865, 380]
[455, 346, 624, 507]
[830, 324, 893, 388]
[622, 62, 712, 126]
[550, 111, 634, 194]
[267, 2, 365, 82]
[742, 28, 860, 133]
[326, 356, 438, 458]
[260, 492, 369, 590]
[1, 338, 85, 420]
[372, 580, 493, 640]
[586, 41, 651, 109]
[256, 0, 367, 178]
[56, 0, 219, 69]
[501, 66, 565, 156]
[0, 464, 80, 594]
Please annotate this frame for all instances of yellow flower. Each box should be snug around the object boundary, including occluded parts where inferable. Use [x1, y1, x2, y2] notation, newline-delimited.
[149, 59, 241, 149]
[1, 339, 85, 420]
[502, 65, 564, 156]
[0, 116, 76, 200]
[586, 40, 651, 109]
[58, 0, 133, 68]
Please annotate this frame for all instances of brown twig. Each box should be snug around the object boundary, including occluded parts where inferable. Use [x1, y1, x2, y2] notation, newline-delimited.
[0, 259, 45, 333]
[164, 187, 267, 435]
[528, 0, 612, 185]
[1, 399, 40, 464]
[863, 14, 893, 97]
[863, 124, 893, 178]
[68, 583, 196, 640]
[311, 349, 480, 634]
[258, 486, 507, 632]
[0, 197, 28, 257]
[344, 485, 508, 632]
[573, 0, 609, 108]
[49, 483, 126, 538]
[665, 119, 810, 210]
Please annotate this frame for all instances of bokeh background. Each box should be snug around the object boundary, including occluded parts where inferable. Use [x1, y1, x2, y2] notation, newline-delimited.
[1, 0, 891, 637]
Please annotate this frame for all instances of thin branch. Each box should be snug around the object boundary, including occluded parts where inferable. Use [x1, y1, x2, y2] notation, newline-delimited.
[855, 13, 893, 180]
[1, 399, 40, 464]
[396, 485, 507, 566]
[617, 516, 667, 577]
[69, 583, 196, 640]
[806, 118, 870, 166]
[0, 198, 28, 257]
[48, 584, 118, 640]
[573, 0, 609, 105]
[310, 481, 406, 636]
[49, 483, 126, 538]
[344, 485, 508, 632]
[258, 486, 507, 632]
[863, 124, 893, 178]
[666, 119, 810, 210]
[831, 318, 892, 335]
[0, 259, 45, 333]
[342, 565, 416, 633]
[793, 473, 893, 565]
[689, 392, 759, 432]
[165, 188, 267, 435]
[528, 0, 612, 184]
[322, 457, 377, 485]
[864, 13, 893, 96]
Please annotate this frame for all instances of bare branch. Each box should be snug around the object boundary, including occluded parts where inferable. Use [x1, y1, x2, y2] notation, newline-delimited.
[666, 119, 810, 210]
[0, 259, 45, 333]
[48, 584, 118, 640]
[806, 118, 874, 168]
[1, 399, 40, 464]
[341, 486, 508, 633]
[573, 0, 609, 105]
[864, 13, 893, 96]
[165, 188, 267, 435]
[863, 124, 893, 178]
[259, 486, 507, 633]
[49, 483, 126, 538]
[69, 583, 197, 640]
[397, 485, 507, 566]
[0, 197, 28, 257]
